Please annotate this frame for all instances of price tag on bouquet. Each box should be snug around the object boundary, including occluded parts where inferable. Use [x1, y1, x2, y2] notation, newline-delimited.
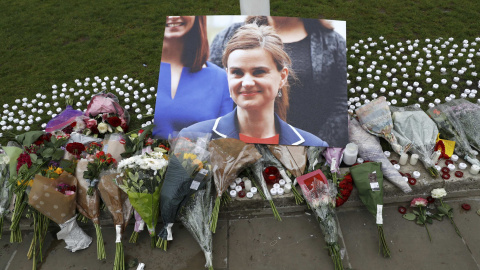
[369, 171, 380, 191]
[190, 169, 209, 190]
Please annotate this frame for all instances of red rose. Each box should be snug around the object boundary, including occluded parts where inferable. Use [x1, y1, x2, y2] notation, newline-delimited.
[70, 121, 77, 128]
[138, 129, 144, 134]
[340, 189, 350, 197]
[66, 142, 86, 156]
[107, 116, 121, 128]
[16, 152, 32, 172]
[339, 182, 349, 189]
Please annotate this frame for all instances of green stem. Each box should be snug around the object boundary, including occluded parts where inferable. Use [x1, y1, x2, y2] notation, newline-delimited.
[210, 197, 221, 233]
[269, 200, 282, 221]
[94, 223, 106, 260]
[291, 185, 304, 204]
[129, 231, 139, 244]
[377, 225, 391, 258]
[328, 244, 344, 270]
[441, 200, 462, 238]
[113, 242, 124, 270]
[155, 237, 168, 251]
[150, 235, 156, 249]
[10, 191, 26, 243]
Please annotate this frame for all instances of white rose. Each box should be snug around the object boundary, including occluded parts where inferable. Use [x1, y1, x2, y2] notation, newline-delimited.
[97, 122, 108, 134]
[431, 188, 447, 199]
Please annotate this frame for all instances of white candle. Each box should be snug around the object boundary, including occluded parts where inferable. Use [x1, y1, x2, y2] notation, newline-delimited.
[413, 171, 421, 179]
[459, 163, 467, 170]
[384, 151, 391, 158]
[250, 187, 258, 194]
[235, 186, 242, 192]
[357, 158, 364, 164]
[235, 178, 242, 184]
[246, 192, 254, 199]
[403, 176, 408, 182]
[435, 165, 442, 171]
[284, 183, 292, 193]
[399, 153, 409, 165]
[343, 143, 358, 166]
[270, 188, 278, 196]
[279, 179, 286, 187]
[277, 188, 284, 195]
[447, 164, 456, 171]
[244, 179, 252, 192]
[451, 155, 459, 162]
[470, 165, 480, 175]
[229, 183, 237, 190]
[273, 183, 280, 189]
[394, 164, 401, 170]
[410, 154, 419, 165]
[230, 190, 237, 198]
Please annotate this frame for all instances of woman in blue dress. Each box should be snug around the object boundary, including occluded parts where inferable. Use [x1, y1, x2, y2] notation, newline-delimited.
[180, 24, 328, 147]
[153, 16, 233, 139]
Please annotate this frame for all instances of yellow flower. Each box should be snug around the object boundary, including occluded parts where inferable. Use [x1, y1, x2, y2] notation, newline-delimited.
[54, 167, 63, 174]
[192, 159, 203, 170]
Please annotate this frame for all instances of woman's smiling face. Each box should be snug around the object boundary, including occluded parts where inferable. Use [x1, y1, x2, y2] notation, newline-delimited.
[227, 48, 288, 113]
[164, 16, 195, 40]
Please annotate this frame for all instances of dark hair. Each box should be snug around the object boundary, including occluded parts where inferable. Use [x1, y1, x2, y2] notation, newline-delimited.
[182, 16, 209, 72]
[245, 16, 334, 32]
[222, 24, 291, 121]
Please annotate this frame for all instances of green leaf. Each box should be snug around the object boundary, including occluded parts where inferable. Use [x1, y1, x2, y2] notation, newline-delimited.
[42, 148, 54, 158]
[52, 149, 64, 160]
[413, 210, 420, 215]
[418, 215, 426, 223]
[437, 206, 449, 215]
[416, 220, 424, 225]
[403, 213, 416, 221]
[426, 217, 433, 224]
[433, 214, 444, 221]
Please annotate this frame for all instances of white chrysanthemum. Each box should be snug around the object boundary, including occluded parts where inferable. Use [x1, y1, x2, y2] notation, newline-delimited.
[431, 188, 447, 199]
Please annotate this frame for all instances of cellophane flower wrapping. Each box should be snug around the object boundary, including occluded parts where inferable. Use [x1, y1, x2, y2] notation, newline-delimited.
[84, 92, 130, 138]
[75, 158, 105, 259]
[349, 116, 412, 193]
[356, 96, 408, 155]
[349, 162, 390, 257]
[0, 150, 12, 236]
[298, 170, 343, 270]
[116, 149, 168, 247]
[85, 92, 130, 124]
[157, 134, 211, 248]
[427, 100, 480, 166]
[180, 180, 214, 270]
[307, 146, 326, 172]
[45, 105, 87, 133]
[323, 147, 345, 185]
[103, 133, 126, 162]
[208, 138, 262, 233]
[390, 106, 439, 176]
[98, 172, 133, 270]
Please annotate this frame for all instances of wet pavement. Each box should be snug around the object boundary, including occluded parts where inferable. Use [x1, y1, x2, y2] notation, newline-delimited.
[1, 197, 479, 270]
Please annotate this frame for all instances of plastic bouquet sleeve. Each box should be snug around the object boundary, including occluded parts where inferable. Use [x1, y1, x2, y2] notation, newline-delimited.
[323, 147, 345, 185]
[98, 173, 133, 270]
[0, 152, 12, 237]
[75, 159, 105, 259]
[208, 138, 262, 233]
[427, 100, 480, 166]
[45, 105, 86, 133]
[307, 146, 326, 172]
[390, 107, 439, 177]
[85, 92, 130, 124]
[355, 96, 409, 155]
[157, 134, 211, 250]
[349, 162, 390, 257]
[180, 180, 214, 270]
[130, 211, 145, 243]
[349, 117, 412, 193]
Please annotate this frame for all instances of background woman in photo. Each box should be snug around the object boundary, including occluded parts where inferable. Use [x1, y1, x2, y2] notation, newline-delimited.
[153, 16, 233, 139]
[209, 16, 347, 147]
[181, 24, 328, 147]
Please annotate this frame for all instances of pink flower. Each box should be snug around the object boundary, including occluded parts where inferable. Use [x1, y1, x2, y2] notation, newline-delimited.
[86, 119, 97, 129]
[410, 197, 428, 207]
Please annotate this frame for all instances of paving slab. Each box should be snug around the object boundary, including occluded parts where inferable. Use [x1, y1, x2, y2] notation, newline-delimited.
[336, 197, 480, 270]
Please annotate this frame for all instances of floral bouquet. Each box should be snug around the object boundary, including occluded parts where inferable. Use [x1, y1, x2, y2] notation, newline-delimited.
[267, 145, 307, 204]
[402, 198, 434, 242]
[65, 142, 86, 159]
[157, 134, 211, 250]
[349, 116, 412, 193]
[180, 180, 215, 270]
[208, 138, 262, 233]
[0, 149, 14, 237]
[45, 104, 87, 134]
[121, 125, 157, 159]
[431, 188, 462, 238]
[297, 170, 343, 270]
[391, 106, 439, 177]
[355, 97, 410, 155]
[248, 145, 282, 220]
[103, 133, 126, 163]
[75, 158, 106, 260]
[28, 172, 91, 269]
[9, 131, 69, 243]
[116, 149, 168, 248]
[83, 151, 116, 195]
[427, 101, 480, 166]
[349, 162, 390, 257]
[84, 92, 129, 137]
[323, 147, 345, 185]
[98, 173, 133, 270]
[335, 173, 353, 207]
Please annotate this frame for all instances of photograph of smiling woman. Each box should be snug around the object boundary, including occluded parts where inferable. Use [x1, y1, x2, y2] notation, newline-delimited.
[152, 16, 233, 139]
[180, 24, 328, 147]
